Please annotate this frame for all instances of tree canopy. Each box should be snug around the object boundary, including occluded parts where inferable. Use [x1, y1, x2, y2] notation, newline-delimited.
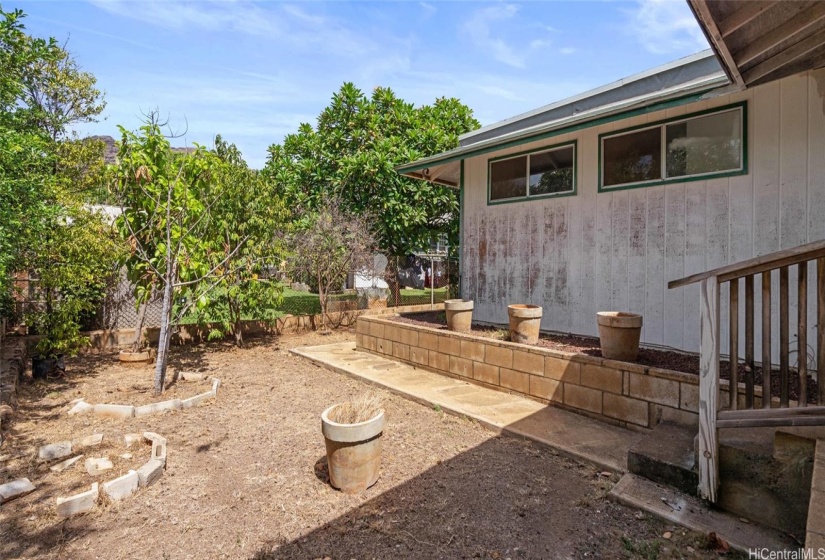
[264, 83, 479, 258]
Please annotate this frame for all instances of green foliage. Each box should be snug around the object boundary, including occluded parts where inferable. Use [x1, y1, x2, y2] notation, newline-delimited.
[193, 137, 289, 345]
[25, 206, 123, 357]
[264, 83, 479, 258]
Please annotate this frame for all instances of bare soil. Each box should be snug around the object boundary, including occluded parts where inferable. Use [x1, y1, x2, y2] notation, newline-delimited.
[396, 311, 817, 404]
[1, 330, 744, 559]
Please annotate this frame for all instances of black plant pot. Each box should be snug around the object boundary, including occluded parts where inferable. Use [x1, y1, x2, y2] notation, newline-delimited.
[31, 355, 65, 380]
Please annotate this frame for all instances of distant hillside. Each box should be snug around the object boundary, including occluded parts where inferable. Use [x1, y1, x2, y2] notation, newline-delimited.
[90, 135, 196, 164]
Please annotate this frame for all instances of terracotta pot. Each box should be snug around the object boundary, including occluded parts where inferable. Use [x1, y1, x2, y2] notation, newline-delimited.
[321, 405, 384, 494]
[507, 304, 543, 344]
[118, 349, 155, 364]
[444, 299, 474, 332]
[597, 311, 643, 361]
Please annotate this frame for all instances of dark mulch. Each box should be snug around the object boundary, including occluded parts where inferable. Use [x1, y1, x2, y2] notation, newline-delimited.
[394, 311, 818, 404]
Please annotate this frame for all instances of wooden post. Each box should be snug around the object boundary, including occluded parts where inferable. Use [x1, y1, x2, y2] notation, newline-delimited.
[698, 276, 720, 503]
[818, 258, 825, 406]
[745, 275, 755, 408]
[730, 278, 739, 410]
[799, 262, 808, 407]
[763, 271, 772, 409]
[780, 266, 789, 407]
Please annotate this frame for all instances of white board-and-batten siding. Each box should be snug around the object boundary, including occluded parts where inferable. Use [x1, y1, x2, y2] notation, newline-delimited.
[461, 68, 825, 362]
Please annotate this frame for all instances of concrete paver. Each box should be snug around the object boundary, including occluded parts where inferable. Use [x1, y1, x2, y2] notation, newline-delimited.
[291, 341, 644, 472]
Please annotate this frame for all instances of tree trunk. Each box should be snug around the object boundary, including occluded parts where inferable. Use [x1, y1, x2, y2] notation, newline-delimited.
[153, 270, 174, 394]
[230, 297, 243, 347]
[317, 272, 327, 331]
[385, 256, 399, 307]
[131, 296, 149, 353]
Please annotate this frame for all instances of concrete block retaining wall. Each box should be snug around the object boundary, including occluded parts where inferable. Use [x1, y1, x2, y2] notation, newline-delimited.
[356, 315, 765, 430]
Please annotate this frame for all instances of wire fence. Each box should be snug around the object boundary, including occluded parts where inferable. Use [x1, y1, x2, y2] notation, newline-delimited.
[4, 255, 460, 334]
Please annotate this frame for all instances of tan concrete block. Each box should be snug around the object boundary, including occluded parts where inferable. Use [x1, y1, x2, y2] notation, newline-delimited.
[355, 333, 364, 348]
[375, 338, 392, 355]
[361, 335, 377, 352]
[564, 384, 602, 414]
[392, 343, 410, 362]
[429, 351, 449, 372]
[398, 327, 418, 347]
[500, 368, 529, 394]
[438, 335, 460, 356]
[628, 373, 680, 408]
[580, 363, 623, 394]
[680, 382, 699, 412]
[368, 321, 385, 339]
[485, 345, 513, 368]
[385, 325, 402, 343]
[460, 340, 485, 362]
[603, 393, 648, 427]
[355, 319, 369, 335]
[806, 524, 825, 550]
[409, 346, 428, 367]
[545, 357, 580, 383]
[649, 404, 698, 427]
[473, 362, 500, 385]
[418, 332, 439, 351]
[512, 350, 544, 376]
[449, 356, 473, 378]
[530, 376, 563, 403]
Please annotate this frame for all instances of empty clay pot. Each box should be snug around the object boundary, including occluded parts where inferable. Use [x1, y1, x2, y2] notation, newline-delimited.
[444, 299, 474, 332]
[321, 405, 384, 494]
[507, 304, 543, 344]
[118, 349, 155, 364]
[597, 311, 643, 361]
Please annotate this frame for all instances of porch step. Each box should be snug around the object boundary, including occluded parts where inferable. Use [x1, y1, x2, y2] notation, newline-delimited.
[627, 422, 698, 496]
[609, 473, 796, 553]
[717, 426, 814, 537]
[805, 439, 825, 549]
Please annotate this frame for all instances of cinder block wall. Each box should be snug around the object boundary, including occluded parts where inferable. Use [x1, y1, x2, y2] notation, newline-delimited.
[356, 315, 768, 430]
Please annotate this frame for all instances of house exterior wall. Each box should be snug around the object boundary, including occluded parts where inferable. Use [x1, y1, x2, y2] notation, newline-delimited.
[460, 69, 825, 359]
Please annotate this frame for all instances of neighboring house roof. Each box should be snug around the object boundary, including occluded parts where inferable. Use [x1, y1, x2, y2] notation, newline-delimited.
[397, 50, 729, 187]
[688, 0, 825, 89]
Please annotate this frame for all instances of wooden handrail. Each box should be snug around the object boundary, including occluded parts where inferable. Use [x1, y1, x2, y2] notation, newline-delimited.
[668, 239, 825, 289]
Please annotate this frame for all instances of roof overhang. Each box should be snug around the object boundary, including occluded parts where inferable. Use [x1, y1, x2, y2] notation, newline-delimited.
[397, 70, 730, 186]
[688, 0, 825, 88]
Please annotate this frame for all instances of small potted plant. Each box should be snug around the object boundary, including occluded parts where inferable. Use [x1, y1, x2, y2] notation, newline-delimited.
[320, 393, 384, 494]
[444, 299, 474, 332]
[596, 311, 643, 361]
[507, 304, 543, 344]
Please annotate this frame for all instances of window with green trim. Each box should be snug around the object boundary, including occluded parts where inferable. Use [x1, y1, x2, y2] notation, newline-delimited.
[601, 105, 744, 190]
[489, 143, 575, 202]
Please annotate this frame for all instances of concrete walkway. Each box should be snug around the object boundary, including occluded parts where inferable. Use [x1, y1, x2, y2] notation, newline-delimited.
[291, 341, 644, 472]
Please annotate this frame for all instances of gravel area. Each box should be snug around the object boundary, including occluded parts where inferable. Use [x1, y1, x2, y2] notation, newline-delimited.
[395, 311, 818, 404]
[1, 329, 743, 559]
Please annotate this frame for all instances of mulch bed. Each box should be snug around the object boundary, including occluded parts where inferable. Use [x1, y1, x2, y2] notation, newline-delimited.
[394, 311, 818, 404]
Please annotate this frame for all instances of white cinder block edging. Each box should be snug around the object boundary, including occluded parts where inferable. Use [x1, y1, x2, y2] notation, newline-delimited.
[102, 470, 139, 501]
[71, 378, 220, 418]
[56, 483, 98, 518]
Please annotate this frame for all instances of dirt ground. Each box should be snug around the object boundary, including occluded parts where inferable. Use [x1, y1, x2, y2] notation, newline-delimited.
[1, 329, 745, 560]
[396, 311, 817, 403]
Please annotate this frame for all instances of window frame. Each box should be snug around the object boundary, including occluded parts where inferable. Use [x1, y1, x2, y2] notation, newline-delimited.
[487, 140, 578, 205]
[598, 102, 747, 192]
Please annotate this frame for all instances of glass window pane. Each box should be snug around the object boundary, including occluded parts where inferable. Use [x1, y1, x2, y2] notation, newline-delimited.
[666, 109, 742, 178]
[602, 128, 662, 187]
[529, 146, 574, 195]
[490, 156, 527, 200]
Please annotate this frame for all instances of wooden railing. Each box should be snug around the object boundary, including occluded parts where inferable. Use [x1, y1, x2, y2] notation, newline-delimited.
[669, 239, 825, 502]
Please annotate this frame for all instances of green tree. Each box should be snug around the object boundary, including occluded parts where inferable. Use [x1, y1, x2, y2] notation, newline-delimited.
[193, 135, 288, 347]
[113, 119, 252, 392]
[264, 83, 479, 267]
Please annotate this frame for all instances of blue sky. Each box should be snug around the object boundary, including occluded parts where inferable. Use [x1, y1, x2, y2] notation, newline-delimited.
[14, 0, 709, 168]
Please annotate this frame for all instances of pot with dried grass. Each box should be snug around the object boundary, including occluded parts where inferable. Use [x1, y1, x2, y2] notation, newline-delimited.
[321, 394, 384, 493]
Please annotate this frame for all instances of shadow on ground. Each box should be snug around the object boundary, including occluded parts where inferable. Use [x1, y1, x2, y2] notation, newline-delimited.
[253, 433, 722, 560]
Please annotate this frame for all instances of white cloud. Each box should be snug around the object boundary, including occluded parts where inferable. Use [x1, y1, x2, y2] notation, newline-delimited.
[419, 2, 437, 19]
[626, 0, 708, 54]
[559, 47, 577, 55]
[460, 4, 525, 68]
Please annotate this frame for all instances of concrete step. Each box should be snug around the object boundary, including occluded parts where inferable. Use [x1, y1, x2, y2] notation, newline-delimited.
[609, 473, 796, 553]
[717, 426, 814, 537]
[627, 422, 698, 496]
[805, 440, 825, 549]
